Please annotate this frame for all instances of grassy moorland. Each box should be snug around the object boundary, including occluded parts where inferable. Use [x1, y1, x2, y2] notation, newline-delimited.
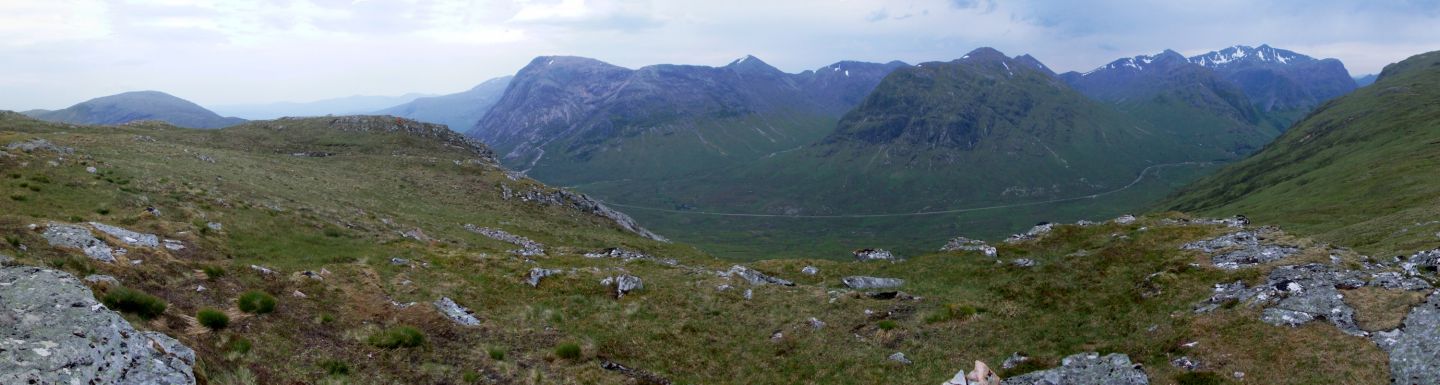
[0, 112, 1405, 384]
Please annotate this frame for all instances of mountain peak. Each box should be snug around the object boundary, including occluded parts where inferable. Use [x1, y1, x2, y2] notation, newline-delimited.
[725, 54, 784, 75]
[1189, 44, 1313, 68]
[960, 47, 1009, 61]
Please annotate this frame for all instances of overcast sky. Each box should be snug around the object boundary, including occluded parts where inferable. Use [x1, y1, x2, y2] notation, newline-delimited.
[4, 0, 1438, 110]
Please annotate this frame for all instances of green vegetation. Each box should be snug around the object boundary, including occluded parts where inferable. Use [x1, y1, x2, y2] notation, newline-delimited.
[100, 287, 167, 320]
[554, 342, 582, 360]
[237, 291, 276, 314]
[369, 326, 425, 349]
[197, 308, 229, 331]
[319, 360, 351, 376]
[202, 265, 225, 279]
[1164, 51, 1440, 257]
[488, 347, 506, 361]
[1175, 372, 1228, 385]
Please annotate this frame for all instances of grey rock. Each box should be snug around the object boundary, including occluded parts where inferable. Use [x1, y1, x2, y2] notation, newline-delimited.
[432, 297, 480, 326]
[90, 222, 160, 248]
[463, 224, 544, 256]
[249, 264, 274, 275]
[942, 237, 997, 257]
[1006, 223, 1054, 244]
[0, 265, 195, 384]
[41, 223, 115, 262]
[853, 248, 899, 262]
[5, 138, 73, 154]
[1401, 248, 1440, 276]
[1170, 356, 1198, 371]
[1002, 352, 1148, 385]
[601, 275, 643, 298]
[1012, 258, 1038, 267]
[1372, 290, 1440, 384]
[1113, 214, 1137, 224]
[0, 253, 12, 266]
[389, 257, 410, 266]
[584, 248, 679, 266]
[841, 276, 904, 289]
[1370, 272, 1432, 291]
[888, 352, 913, 365]
[1003, 352, 1031, 369]
[1258, 264, 1367, 336]
[400, 228, 430, 242]
[206, 222, 222, 231]
[801, 266, 819, 275]
[808, 317, 826, 329]
[162, 239, 185, 251]
[526, 267, 562, 287]
[1182, 228, 1298, 269]
[727, 265, 794, 286]
[83, 274, 120, 286]
[507, 187, 666, 242]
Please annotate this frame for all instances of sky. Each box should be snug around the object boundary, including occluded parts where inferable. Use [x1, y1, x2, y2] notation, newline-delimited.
[3, 0, 1439, 110]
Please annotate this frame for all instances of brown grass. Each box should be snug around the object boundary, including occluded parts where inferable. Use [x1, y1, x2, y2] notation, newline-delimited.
[1343, 287, 1428, 332]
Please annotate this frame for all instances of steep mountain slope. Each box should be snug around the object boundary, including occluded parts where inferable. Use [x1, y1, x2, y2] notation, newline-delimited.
[377, 76, 513, 132]
[1164, 50, 1440, 255]
[31, 91, 246, 129]
[1189, 45, 1356, 116]
[467, 55, 905, 184]
[212, 93, 434, 120]
[592, 48, 1241, 258]
[1062, 49, 1280, 155]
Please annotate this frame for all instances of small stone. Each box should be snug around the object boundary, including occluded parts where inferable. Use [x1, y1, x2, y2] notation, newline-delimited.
[249, 264, 274, 275]
[744, 288, 753, 300]
[1171, 356, 1198, 370]
[85, 166, 97, 173]
[1002, 352, 1030, 369]
[526, 267, 562, 287]
[83, 274, 120, 286]
[389, 257, 410, 266]
[195, 285, 206, 292]
[888, 352, 913, 365]
[206, 222, 222, 231]
[769, 331, 784, 342]
[801, 266, 819, 275]
[292, 290, 307, 298]
[1011, 258, 1037, 267]
[853, 248, 899, 262]
[433, 297, 480, 326]
[808, 317, 826, 329]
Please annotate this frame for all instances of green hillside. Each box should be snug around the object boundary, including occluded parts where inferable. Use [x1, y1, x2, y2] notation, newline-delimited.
[1163, 50, 1440, 256]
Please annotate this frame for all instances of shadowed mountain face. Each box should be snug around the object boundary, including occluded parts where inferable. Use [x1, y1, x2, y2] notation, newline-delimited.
[28, 91, 245, 129]
[377, 76, 513, 132]
[1165, 50, 1440, 256]
[466, 55, 906, 183]
[1188, 44, 1356, 113]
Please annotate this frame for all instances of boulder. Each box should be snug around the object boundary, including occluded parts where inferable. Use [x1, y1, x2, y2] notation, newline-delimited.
[0, 265, 195, 384]
[853, 248, 899, 262]
[526, 267, 562, 287]
[841, 276, 904, 289]
[0, 253, 12, 266]
[463, 224, 544, 256]
[1257, 264, 1367, 336]
[942, 237, 998, 257]
[1002, 352, 1148, 385]
[1113, 215, 1137, 225]
[601, 275, 644, 298]
[801, 266, 819, 275]
[1011, 259, 1037, 267]
[89, 222, 159, 248]
[1006, 223, 1054, 244]
[888, 352, 912, 365]
[1372, 291, 1440, 384]
[432, 297, 480, 326]
[41, 223, 115, 262]
[727, 265, 795, 286]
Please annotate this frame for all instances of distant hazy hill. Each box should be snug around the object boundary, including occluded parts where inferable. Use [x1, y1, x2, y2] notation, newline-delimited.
[1354, 74, 1378, 87]
[469, 55, 905, 184]
[1164, 50, 1440, 255]
[376, 76, 512, 132]
[29, 91, 245, 129]
[212, 93, 434, 120]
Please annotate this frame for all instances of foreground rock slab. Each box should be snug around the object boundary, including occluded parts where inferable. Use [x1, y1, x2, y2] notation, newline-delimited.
[0, 265, 196, 384]
[1002, 352, 1147, 385]
[41, 223, 116, 262]
[1373, 290, 1440, 384]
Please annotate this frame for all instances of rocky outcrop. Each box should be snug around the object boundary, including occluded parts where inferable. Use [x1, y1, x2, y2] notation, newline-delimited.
[1182, 227, 1298, 269]
[292, 115, 497, 162]
[503, 187, 667, 242]
[584, 248, 680, 266]
[527, 268, 562, 287]
[463, 224, 545, 256]
[90, 222, 160, 248]
[602, 275, 644, 298]
[1373, 291, 1440, 384]
[853, 248, 899, 262]
[943, 237, 997, 257]
[726, 265, 795, 286]
[1005, 223, 1054, 244]
[1001, 352, 1148, 385]
[433, 297, 480, 326]
[41, 223, 115, 262]
[5, 138, 73, 154]
[0, 265, 195, 384]
[841, 276, 904, 289]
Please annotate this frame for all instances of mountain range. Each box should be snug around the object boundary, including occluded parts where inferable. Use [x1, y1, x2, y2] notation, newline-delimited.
[377, 76, 513, 132]
[211, 93, 435, 120]
[23, 91, 246, 129]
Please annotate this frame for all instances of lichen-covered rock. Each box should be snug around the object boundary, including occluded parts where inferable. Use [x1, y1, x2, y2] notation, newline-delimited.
[1006, 223, 1054, 244]
[727, 265, 794, 286]
[41, 223, 115, 262]
[1001, 352, 1148, 385]
[1372, 290, 1440, 385]
[0, 265, 195, 384]
[463, 224, 545, 256]
[1182, 228, 1298, 269]
[1011, 259, 1037, 267]
[888, 352, 912, 365]
[505, 187, 667, 242]
[1401, 248, 1440, 276]
[801, 266, 819, 275]
[853, 248, 899, 262]
[90, 222, 160, 248]
[1257, 264, 1367, 336]
[602, 275, 644, 298]
[942, 237, 997, 257]
[1113, 215, 1137, 224]
[841, 276, 904, 289]
[1002, 352, 1031, 369]
[433, 297, 480, 326]
[83, 274, 120, 286]
[527, 267, 562, 287]
[584, 248, 679, 266]
[6, 138, 73, 154]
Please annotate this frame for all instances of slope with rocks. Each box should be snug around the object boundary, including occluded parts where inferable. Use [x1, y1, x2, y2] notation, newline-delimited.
[1164, 50, 1440, 256]
[30, 91, 246, 129]
[377, 76, 513, 132]
[3, 111, 1438, 383]
[467, 55, 905, 184]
